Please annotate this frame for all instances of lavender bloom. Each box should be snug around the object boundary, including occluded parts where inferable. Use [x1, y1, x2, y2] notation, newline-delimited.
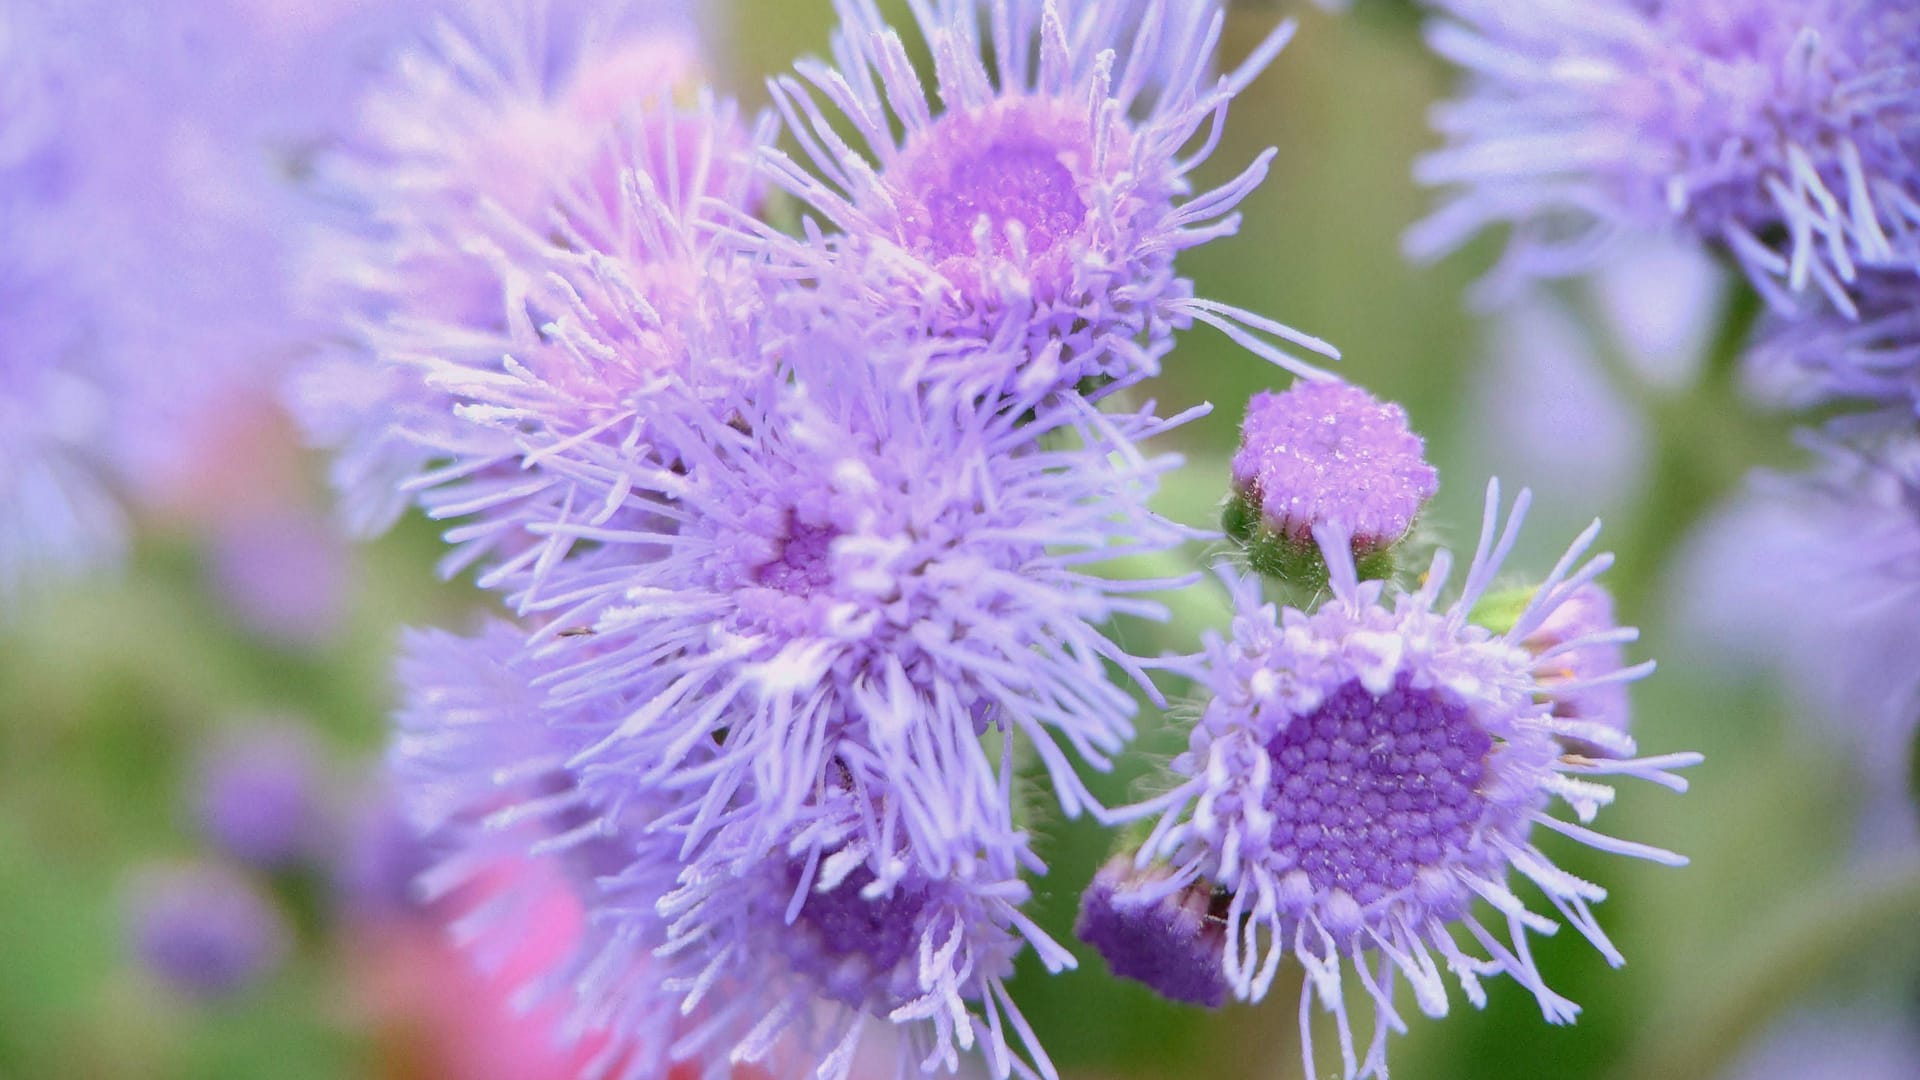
[524, 341, 1198, 879]
[1409, 0, 1920, 312]
[1225, 379, 1438, 585]
[2, 1, 438, 595]
[1749, 271, 1920, 414]
[334, 790, 438, 919]
[1524, 584, 1635, 754]
[1075, 855, 1229, 1008]
[641, 799, 1073, 1080]
[0, 8, 122, 599]
[295, 0, 755, 547]
[195, 726, 327, 870]
[206, 512, 351, 647]
[756, 0, 1335, 403]
[1672, 433, 1920, 850]
[391, 619, 692, 1073]
[1121, 482, 1697, 1080]
[127, 863, 290, 1000]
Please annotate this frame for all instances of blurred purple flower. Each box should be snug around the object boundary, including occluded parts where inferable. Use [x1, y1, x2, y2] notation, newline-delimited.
[1119, 482, 1694, 1080]
[127, 863, 290, 1001]
[334, 789, 438, 920]
[196, 726, 328, 870]
[293, 0, 758, 550]
[1724, 1006, 1920, 1080]
[1410, 0, 1920, 312]
[754, 0, 1335, 403]
[1670, 433, 1920, 850]
[1749, 271, 1920, 414]
[1, 0, 435, 595]
[206, 513, 351, 648]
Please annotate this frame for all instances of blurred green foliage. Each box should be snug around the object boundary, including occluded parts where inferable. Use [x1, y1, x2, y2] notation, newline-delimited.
[3, 3, 1914, 1079]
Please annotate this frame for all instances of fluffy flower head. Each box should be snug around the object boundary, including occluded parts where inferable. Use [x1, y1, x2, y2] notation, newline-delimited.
[758, 0, 1334, 401]
[1411, 0, 1920, 311]
[526, 342, 1197, 881]
[1122, 482, 1696, 1079]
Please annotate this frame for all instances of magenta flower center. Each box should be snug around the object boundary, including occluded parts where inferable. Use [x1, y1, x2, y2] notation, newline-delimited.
[1264, 676, 1491, 905]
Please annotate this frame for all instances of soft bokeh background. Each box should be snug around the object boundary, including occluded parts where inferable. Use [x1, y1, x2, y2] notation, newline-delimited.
[2, 1, 1914, 1078]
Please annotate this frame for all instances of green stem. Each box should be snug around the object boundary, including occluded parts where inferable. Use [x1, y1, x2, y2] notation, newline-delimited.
[1611, 858, 1920, 1080]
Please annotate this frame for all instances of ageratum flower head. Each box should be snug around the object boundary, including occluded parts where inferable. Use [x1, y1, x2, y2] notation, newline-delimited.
[639, 794, 1073, 1080]
[523, 334, 1199, 882]
[756, 0, 1335, 403]
[1, 6, 122, 598]
[386, 92, 776, 586]
[1750, 271, 1920, 414]
[1121, 482, 1697, 1080]
[1409, 0, 1920, 312]
[126, 862, 290, 1000]
[296, 0, 764, 546]
[1225, 379, 1438, 587]
[1075, 855, 1229, 1008]
[194, 724, 328, 870]
[392, 619, 693, 1076]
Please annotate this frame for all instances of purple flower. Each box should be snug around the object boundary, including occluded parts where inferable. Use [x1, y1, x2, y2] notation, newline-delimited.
[390, 617, 694, 1071]
[754, 0, 1335, 403]
[1119, 482, 1696, 1080]
[205, 512, 351, 648]
[1, 0, 435, 594]
[392, 617, 1078, 1078]
[518, 339, 1198, 879]
[640, 798, 1072, 1080]
[294, 0, 762, 549]
[1409, 0, 1920, 312]
[1524, 583, 1636, 755]
[1671, 432, 1920, 850]
[126, 863, 290, 1001]
[195, 725, 328, 870]
[1075, 855, 1228, 1008]
[1749, 272, 1920, 414]
[1225, 379, 1438, 584]
[0, 8, 123, 599]
[333, 788, 437, 919]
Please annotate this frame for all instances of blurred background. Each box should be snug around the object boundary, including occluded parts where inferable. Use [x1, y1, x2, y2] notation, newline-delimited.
[2, 1, 1915, 1078]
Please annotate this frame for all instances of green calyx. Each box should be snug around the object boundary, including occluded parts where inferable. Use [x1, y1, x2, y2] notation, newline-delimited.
[1223, 492, 1396, 591]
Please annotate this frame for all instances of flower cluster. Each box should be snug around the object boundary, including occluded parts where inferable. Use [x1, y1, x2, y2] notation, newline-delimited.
[294, 2, 1346, 1077]
[278, 3, 1700, 1079]
[0, 0, 441, 601]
